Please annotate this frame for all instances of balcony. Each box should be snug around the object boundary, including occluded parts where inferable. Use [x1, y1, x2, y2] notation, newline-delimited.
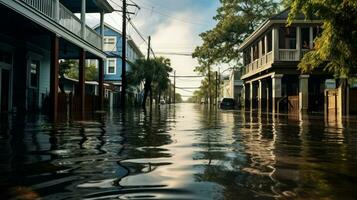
[244, 49, 311, 77]
[21, 0, 102, 50]
[245, 51, 273, 74]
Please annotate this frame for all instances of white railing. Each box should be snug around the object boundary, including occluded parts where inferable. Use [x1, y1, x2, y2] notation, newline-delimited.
[243, 51, 273, 75]
[278, 49, 299, 61]
[20, 0, 102, 50]
[22, 0, 55, 18]
[59, 4, 82, 37]
[266, 51, 273, 63]
[86, 25, 103, 49]
[252, 59, 259, 70]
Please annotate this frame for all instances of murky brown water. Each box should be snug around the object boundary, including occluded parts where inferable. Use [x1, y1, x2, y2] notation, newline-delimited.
[1, 103, 357, 199]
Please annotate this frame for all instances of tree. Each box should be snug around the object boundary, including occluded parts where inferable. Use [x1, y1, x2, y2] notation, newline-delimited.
[193, 0, 280, 67]
[59, 60, 98, 81]
[127, 57, 172, 108]
[287, 0, 357, 77]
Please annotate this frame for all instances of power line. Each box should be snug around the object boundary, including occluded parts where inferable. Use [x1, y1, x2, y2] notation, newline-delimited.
[155, 52, 193, 56]
[134, 0, 211, 26]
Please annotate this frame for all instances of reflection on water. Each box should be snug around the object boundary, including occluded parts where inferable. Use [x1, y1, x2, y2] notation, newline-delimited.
[1, 104, 357, 199]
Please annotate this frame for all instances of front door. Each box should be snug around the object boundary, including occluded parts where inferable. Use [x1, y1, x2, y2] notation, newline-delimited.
[28, 60, 40, 111]
[1, 69, 10, 112]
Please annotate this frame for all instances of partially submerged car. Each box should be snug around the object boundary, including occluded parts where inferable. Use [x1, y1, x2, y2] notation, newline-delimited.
[220, 98, 235, 109]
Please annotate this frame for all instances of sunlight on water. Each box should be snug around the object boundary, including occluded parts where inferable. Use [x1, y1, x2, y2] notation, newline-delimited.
[0, 104, 357, 199]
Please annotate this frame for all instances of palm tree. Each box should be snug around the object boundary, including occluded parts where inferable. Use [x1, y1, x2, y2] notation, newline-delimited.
[128, 57, 172, 108]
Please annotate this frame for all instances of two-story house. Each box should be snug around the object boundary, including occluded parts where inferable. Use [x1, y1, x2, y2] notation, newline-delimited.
[0, 0, 114, 119]
[94, 23, 144, 107]
[239, 9, 331, 114]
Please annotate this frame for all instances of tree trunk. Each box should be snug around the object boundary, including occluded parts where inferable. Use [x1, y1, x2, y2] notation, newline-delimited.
[142, 80, 151, 109]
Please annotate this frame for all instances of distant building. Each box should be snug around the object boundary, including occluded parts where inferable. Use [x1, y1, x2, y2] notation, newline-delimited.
[94, 23, 144, 107]
[239, 9, 331, 113]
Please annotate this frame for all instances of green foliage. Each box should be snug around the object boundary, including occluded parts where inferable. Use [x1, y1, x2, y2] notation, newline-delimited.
[193, 0, 280, 66]
[127, 57, 173, 107]
[60, 60, 98, 81]
[175, 93, 183, 103]
[287, 0, 357, 77]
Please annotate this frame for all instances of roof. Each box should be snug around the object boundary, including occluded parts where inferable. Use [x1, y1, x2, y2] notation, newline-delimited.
[60, 0, 114, 13]
[238, 8, 322, 51]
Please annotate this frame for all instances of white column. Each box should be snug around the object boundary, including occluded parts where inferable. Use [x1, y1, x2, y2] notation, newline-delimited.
[250, 82, 253, 110]
[54, 0, 60, 22]
[100, 12, 105, 50]
[264, 35, 268, 54]
[299, 75, 309, 112]
[81, 0, 86, 38]
[258, 80, 262, 110]
[259, 40, 263, 58]
[272, 27, 279, 62]
[309, 26, 314, 49]
[296, 26, 301, 60]
[250, 46, 254, 63]
[272, 74, 283, 113]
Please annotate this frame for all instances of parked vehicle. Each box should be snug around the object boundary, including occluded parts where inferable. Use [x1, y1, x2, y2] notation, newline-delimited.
[220, 98, 235, 109]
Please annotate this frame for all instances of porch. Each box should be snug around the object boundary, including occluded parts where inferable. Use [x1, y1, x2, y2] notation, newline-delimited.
[0, 1, 110, 120]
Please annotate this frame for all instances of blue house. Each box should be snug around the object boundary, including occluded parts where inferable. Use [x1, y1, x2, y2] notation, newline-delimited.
[94, 23, 144, 106]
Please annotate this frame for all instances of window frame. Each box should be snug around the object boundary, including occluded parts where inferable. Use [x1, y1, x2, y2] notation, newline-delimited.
[103, 36, 117, 51]
[106, 58, 117, 75]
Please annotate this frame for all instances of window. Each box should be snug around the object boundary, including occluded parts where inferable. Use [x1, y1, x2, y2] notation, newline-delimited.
[0, 49, 12, 65]
[30, 61, 39, 88]
[106, 58, 116, 75]
[279, 27, 297, 49]
[103, 36, 116, 51]
[301, 27, 310, 49]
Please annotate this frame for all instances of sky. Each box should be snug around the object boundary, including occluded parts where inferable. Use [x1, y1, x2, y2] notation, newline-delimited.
[87, 0, 221, 100]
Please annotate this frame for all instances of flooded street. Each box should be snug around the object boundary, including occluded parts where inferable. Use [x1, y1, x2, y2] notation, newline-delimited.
[1, 103, 357, 199]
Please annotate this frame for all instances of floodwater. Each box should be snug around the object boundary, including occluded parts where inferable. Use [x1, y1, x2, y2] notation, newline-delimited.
[1, 103, 357, 200]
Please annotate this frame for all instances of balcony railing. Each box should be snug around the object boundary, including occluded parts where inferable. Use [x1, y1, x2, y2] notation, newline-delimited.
[20, 0, 102, 50]
[243, 49, 313, 76]
[278, 49, 299, 61]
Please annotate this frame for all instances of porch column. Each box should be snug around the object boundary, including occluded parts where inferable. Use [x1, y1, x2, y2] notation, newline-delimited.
[54, 0, 60, 22]
[299, 75, 309, 112]
[79, 49, 86, 116]
[258, 80, 267, 110]
[98, 58, 104, 110]
[50, 35, 59, 121]
[296, 26, 301, 59]
[100, 11, 105, 50]
[259, 40, 263, 58]
[244, 83, 250, 110]
[250, 46, 254, 63]
[264, 35, 268, 54]
[272, 74, 283, 113]
[272, 28, 279, 61]
[81, 0, 86, 38]
[250, 82, 253, 111]
[258, 80, 262, 110]
[309, 27, 314, 49]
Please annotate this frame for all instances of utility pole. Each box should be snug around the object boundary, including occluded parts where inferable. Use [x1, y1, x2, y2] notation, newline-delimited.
[121, 0, 127, 109]
[147, 36, 151, 60]
[173, 70, 176, 104]
[215, 71, 218, 105]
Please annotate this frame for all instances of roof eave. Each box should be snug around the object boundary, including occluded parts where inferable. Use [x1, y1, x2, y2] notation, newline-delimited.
[238, 19, 323, 51]
[95, 0, 114, 13]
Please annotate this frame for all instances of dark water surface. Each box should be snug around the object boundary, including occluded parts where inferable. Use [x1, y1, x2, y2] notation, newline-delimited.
[1, 103, 357, 199]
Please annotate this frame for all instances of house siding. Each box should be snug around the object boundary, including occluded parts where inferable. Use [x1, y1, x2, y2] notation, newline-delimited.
[95, 25, 141, 83]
